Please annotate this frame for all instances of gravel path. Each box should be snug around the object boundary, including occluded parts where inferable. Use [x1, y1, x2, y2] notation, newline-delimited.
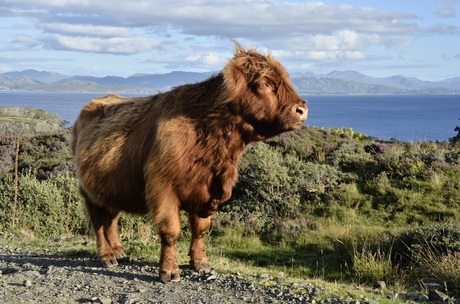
[0, 245, 363, 304]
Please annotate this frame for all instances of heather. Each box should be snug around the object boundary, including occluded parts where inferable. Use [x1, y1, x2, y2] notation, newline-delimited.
[1, 115, 460, 297]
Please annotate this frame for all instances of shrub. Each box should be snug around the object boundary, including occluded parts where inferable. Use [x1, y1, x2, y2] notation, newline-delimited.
[225, 142, 343, 234]
[393, 223, 460, 295]
[350, 243, 401, 286]
[229, 142, 294, 221]
[412, 246, 460, 295]
[377, 145, 426, 179]
[395, 222, 460, 260]
[449, 119, 460, 146]
[364, 142, 389, 154]
[0, 173, 86, 236]
[327, 142, 377, 176]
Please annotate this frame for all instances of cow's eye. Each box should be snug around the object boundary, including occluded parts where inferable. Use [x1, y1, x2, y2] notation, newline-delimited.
[259, 82, 272, 91]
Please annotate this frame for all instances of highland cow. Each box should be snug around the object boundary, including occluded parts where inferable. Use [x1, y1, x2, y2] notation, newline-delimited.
[71, 42, 308, 283]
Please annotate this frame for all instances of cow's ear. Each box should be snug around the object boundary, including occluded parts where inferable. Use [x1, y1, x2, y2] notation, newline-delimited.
[223, 58, 248, 99]
[224, 41, 255, 95]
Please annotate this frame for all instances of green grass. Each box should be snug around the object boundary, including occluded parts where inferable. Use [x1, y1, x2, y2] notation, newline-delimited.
[1, 124, 460, 300]
[0, 106, 65, 134]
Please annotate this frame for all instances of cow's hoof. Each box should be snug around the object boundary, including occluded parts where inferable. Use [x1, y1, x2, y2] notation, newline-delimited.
[190, 261, 212, 272]
[113, 246, 128, 260]
[160, 271, 181, 283]
[101, 256, 118, 268]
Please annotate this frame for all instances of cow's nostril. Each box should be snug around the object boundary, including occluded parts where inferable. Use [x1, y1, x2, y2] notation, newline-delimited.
[295, 106, 308, 121]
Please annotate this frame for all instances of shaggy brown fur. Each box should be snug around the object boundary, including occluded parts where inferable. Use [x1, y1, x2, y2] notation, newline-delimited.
[71, 42, 307, 283]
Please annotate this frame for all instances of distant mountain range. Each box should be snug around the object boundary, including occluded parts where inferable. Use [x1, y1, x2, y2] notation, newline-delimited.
[1, 69, 459, 95]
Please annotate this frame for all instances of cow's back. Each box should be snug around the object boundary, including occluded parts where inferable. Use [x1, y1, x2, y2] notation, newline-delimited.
[72, 94, 133, 152]
[71, 94, 158, 213]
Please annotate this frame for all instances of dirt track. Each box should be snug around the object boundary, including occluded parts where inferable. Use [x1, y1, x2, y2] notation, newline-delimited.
[0, 244, 362, 304]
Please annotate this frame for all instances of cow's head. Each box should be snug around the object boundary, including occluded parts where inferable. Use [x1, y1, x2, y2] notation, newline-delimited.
[223, 42, 307, 140]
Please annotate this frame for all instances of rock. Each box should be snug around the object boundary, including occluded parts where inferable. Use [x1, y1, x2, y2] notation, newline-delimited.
[387, 293, 398, 300]
[93, 298, 112, 304]
[374, 281, 386, 290]
[406, 292, 429, 302]
[136, 287, 147, 293]
[22, 270, 41, 277]
[429, 290, 449, 302]
[422, 281, 444, 291]
[0, 247, 376, 304]
[368, 300, 379, 304]
[206, 274, 218, 281]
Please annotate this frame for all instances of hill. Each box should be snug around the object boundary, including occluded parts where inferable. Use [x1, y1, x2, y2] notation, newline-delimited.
[1, 69, 459, 94]
[0, 106, 66, 134]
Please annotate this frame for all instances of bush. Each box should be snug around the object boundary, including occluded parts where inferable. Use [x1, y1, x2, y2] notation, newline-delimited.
[378, 146, 426, 179]
[223, 142, 343, 234]
[327, 142, 377, 177]
[229, 142, 294, 221]
[395, 222, 460, 260]
[413, 246, 460, 295]
[350, 243, 401, 286]
[394, 223, 460, 295]
[0, 173, 86, 237]
[449, 119, 460, 146]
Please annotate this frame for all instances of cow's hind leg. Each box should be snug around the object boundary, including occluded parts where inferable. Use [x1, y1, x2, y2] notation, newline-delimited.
[188, 213, 212, 272]
[104, 211, 127, 260]
[82, 190, 126, 267]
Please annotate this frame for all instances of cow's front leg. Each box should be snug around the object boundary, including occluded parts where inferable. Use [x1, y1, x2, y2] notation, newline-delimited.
[154, 202, 181, 283]
[188, 212, 212, 272]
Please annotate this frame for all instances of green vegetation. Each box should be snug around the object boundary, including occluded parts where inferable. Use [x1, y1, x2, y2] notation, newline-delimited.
[1, 114, 460, 299]
[0, 106, 65, 134]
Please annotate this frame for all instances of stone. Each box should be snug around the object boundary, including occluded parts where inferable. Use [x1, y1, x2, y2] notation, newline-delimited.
[406, 292, 429, 302]
[22, 270, 40, 277]
[429, 290, 449, 302]
[206, 274, 217, 281]
[259, 273, 269, 279]
[374, 281, 386, 290]
[387, 293, 398, 300]
[23, 280, 32, 287]
[422, 281, 444, 291]
[96, 298, 113, 304]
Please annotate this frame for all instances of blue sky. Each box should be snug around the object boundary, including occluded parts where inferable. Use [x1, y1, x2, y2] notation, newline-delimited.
[0, 0, 458, 81]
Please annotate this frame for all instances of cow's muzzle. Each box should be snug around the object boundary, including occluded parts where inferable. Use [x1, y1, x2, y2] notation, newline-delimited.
[293, 103, 308, 122]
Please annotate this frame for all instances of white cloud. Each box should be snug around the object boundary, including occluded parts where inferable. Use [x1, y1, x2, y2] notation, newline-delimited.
[186, 52, 220, 66]
[304, 50, 366, 61]
[42, 23, 130, 37]
[40, 34, 160, 54]
[435, 0, 458, 18]
[3, 0, 423, 38]
[1, 0, 455, 73]
[311, 30, 380, 51]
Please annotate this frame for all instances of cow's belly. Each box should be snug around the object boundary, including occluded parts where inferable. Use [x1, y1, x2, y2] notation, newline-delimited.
[78, 163, 149, 214]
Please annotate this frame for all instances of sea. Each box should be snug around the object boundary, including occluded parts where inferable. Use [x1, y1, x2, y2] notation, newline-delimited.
[0, 91, 459, 142]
